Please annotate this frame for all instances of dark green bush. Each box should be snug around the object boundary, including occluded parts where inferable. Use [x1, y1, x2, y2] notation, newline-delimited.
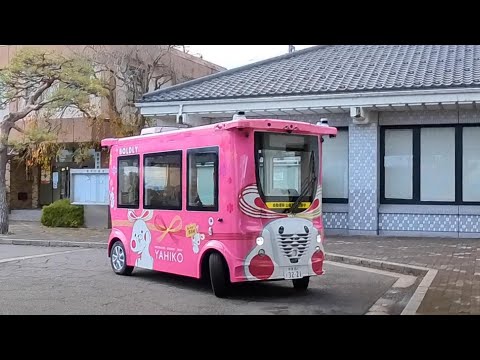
[41, 199, 84, 228]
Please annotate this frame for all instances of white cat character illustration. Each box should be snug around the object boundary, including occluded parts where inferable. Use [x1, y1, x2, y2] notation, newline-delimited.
[128, 210, 154, 269]
[191, 227, 205, 254]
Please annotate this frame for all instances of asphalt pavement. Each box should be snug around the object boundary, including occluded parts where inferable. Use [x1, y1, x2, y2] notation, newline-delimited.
[0, 244, 404, 315]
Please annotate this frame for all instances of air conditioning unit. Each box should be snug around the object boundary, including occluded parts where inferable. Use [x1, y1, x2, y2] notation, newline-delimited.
[350, 106, 370, 124]
[233, 111, 247, 121]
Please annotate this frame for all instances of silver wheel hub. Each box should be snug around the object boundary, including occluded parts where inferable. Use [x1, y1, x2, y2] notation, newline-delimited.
[111, 245, 125, 271]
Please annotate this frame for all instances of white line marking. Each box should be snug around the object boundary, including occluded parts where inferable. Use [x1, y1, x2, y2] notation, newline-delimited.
[0, 249, 92, 264]
[401, 269, 438, 315]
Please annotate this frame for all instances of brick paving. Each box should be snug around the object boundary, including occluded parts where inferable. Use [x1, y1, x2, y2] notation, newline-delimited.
[2, 221, 479, 314]
[325, 235, 480, 314]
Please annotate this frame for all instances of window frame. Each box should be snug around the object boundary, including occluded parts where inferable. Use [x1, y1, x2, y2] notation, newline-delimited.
[117, 155, 140, 209]
[322, 127, 349, 204]
[253, 131, 320, 210]
[380, 124, 480, 205]
[143, 150, 183, 211]
[186, 146, 219, 212]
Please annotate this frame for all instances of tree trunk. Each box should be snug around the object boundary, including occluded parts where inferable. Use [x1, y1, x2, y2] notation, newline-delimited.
[0, 143, 9, 234]
[0, 122, 12, 235]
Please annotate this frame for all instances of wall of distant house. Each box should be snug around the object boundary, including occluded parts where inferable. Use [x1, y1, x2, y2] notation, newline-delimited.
[1, 45, 224, 213]
[1, 45, 224, 135]
[8, 160, 39, 210]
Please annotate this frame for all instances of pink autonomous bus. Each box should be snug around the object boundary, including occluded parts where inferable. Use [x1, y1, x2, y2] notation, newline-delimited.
[101, 114, 337, 297]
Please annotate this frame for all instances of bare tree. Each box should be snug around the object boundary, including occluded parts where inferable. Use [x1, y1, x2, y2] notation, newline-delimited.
[80, 45, 182, 137]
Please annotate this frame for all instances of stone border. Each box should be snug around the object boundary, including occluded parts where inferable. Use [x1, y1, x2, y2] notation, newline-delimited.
[326, 252, 438, 315]
[0, 238, 107, 249]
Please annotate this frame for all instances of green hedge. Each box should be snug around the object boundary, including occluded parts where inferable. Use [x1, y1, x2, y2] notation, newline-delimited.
[41, 199, 84, 228]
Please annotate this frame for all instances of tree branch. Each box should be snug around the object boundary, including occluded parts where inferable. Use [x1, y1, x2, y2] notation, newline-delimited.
[6, 104, 40, 123]
[27, 80, 53, 106]
[11, 124, 25, 134]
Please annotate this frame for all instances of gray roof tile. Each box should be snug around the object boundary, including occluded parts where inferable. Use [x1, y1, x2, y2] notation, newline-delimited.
[141, 45, 480, 103]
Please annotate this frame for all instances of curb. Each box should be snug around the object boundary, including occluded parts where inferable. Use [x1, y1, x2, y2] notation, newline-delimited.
[325, 252, 430, 276]
[0, 238, 107, 249]
[326, 252, 438, 315]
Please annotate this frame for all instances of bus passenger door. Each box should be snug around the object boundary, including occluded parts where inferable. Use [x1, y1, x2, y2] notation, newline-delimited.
[186, 147, 219, 254]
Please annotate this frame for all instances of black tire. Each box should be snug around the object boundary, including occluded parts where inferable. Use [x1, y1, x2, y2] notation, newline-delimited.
[209, 252, 230, 298]
[110, 241, 134, 276]
[292, 277, 310, 291]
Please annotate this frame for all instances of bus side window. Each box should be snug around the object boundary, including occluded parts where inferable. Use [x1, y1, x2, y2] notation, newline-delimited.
[144, 151, 182, 210]
[187, 148, 218, 212]
[118, 155, 140, 208]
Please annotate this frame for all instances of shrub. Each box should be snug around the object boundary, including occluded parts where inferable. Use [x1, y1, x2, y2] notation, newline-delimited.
[41, 199, 84, 228]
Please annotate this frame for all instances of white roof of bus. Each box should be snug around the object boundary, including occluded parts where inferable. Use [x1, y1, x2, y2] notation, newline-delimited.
[101, 118, 337, 146]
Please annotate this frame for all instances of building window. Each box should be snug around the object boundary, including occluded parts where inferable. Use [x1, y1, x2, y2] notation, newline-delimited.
[463, 126, 480, 202]
[322, 128, 348, 203]
[144, 151, 182, 210]
[117, 155, 139, 208]
[384, 129, 413, 200]
[187, 147, 219, 211]
[420, 127, 455, 202]
[381, 125, 480, 205]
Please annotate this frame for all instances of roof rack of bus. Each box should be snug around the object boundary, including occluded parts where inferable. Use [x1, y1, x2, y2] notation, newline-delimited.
[216, 113, 337, 136]
[140, 126, 183, 135]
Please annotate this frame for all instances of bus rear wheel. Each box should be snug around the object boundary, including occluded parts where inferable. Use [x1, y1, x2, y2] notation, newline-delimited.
[110, 241, 134, 276]
[209, 252, 230, 298]
[292, 277, 310, 291]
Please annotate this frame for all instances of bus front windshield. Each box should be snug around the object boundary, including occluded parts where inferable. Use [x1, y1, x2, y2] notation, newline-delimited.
[254, 132, 319, 214]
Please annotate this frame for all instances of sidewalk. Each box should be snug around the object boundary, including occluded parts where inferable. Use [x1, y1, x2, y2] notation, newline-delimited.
[2, 221, 479, 314]
[326, 235, 480, 315]
[2, 221, 109, 243]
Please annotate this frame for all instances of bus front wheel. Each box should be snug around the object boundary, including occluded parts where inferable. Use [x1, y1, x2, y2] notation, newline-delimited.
[110, 241, 134, 276]
[209, 252, 230, 298]
[292, 277, 310, 291]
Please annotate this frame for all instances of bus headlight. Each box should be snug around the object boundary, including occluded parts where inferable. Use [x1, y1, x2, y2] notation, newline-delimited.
[256, 237, 264, 246]
[316, 234, 322, 243]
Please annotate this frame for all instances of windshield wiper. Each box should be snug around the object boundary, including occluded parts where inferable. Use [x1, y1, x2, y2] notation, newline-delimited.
[289, 174, 317, 214]
[289, 151, 316, 214]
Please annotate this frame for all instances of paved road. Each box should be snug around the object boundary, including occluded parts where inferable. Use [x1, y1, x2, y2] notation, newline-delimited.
[0, 245, 399, 315]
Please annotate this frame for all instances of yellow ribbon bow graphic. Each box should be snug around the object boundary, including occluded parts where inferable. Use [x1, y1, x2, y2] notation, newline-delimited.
[155, 215, 183, 243]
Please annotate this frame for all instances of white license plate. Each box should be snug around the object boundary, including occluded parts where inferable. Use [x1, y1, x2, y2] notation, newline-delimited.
[284, 266, 303, 280]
